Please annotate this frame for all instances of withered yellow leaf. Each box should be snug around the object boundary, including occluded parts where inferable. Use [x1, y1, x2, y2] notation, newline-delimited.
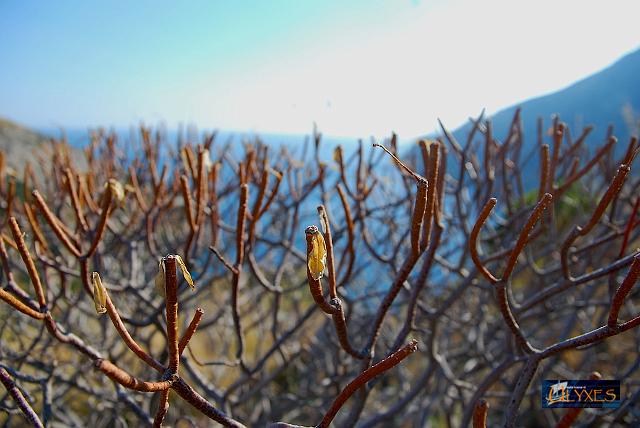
[307, 227, 326, 280]
[105, 179, 125, 206]
[92, 272, 107, 315]
[203, 149, 213, 172]
[268, 167, 282, 180]
[333, 146, 343, 164]
[155, 259, 166, 297]
[175, 255, 195, 289]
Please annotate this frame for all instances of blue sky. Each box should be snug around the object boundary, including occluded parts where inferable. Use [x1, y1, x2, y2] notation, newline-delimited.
[1, 0, 639, 138]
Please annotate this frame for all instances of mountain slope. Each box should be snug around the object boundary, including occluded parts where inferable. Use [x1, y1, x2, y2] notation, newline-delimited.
[0, 117, 52, 173]
[447, 48, 640, 155]
[0, 117, 86, 174]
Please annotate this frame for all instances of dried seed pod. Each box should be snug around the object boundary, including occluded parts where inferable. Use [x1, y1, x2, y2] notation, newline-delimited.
[92, 272, 107, 315]
[175, 255, 195, 289]
[306, 225, 327, 280]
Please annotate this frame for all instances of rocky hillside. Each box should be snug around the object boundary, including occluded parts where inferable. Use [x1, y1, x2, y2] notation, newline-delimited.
[0, 117, 50, 172]
[0, 117, 85, 174]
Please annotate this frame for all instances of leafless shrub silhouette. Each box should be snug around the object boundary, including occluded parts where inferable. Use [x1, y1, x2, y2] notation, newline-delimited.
[0, 111, 639, 427]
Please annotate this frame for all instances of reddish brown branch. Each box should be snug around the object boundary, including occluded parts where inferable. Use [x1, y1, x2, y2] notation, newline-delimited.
[608, 255, 640, 328]
[0, 367, 44, 428]
[548, 123, 564, 189]
[64, 167, 89, 232]
[317, 340, 418, 428]
[335, 184, 355, 288]
[179, 307, 204, 355]
[248, 167, 269, 246]
[470, 198, 499, 284]
[561, 162, 631, 279]
[372, 143, 424, 181]
[496, 282, 535, 353]
[153, 389, 170, 428]
[104, 292, 164, 372]
[555, 372, 601, 428]
[180, 174, 196, 232]
[94, 359, 173, 392]
[619, 197, 640, 258]
[8, 217, 47, 309]
[256, 168, 282, 219]
[555, 136, 616, 196]
[209, 245, 238, 275]
[163, 256, 180, 374]
[83, 184, 114, 259]
[4, 177, 15, 224]
[502, 193, 552, 280]
[232, 183, 249, 366]
[304, 225, 334, 314]
[410, 179, 428, 258]
[420, 142, 439, 252]
[0, 287, 44, 319]
[23, 203, 49, 253]
[472, 399, 489, 428]
[32, 190, 82, 257]
[318, 205, 338, 300]
[129, 165, 149, 212]
[539, 144, 549, 199]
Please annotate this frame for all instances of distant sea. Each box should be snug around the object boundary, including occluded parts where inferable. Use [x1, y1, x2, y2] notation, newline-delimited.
[35, 126, 449, 296]
[36, 126, 418, 164]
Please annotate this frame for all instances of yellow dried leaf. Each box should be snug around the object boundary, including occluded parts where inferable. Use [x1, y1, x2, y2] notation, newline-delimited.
[268, 167, 283, 180]
[105, 179, 125, 206]
[175, 255, 195, 289]
[307, 227, 326, 280]
[155, 259, 166, 296]
[203, 149, 213, 172]
[333, 146, 343, 164]
[92, 272, 107, 315]
[180, 148, 190, 173]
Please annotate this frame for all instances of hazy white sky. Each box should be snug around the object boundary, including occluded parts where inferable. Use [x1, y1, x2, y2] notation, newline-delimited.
[1, 0, 639, 138]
